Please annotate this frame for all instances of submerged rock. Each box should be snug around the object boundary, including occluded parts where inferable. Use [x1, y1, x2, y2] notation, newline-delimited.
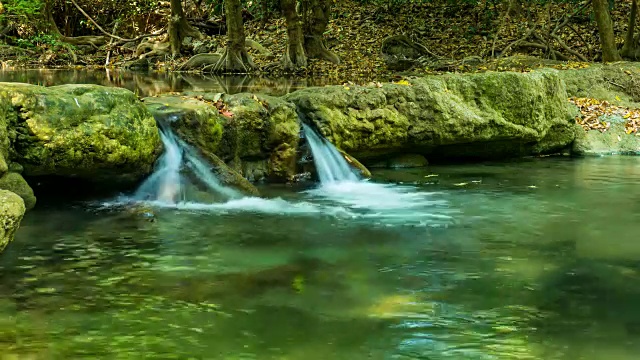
[0, 83, 161, 186]
[285, 70, 575, 161]
[145, 93, 301, 182]
[0, 172, 36, 210]
[0, 190, 25, 253]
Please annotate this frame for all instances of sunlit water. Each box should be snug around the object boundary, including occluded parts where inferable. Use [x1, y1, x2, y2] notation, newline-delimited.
[2, 157, 640, 359]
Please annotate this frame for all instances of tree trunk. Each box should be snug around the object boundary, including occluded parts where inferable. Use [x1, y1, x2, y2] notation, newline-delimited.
[211, 0, 255, 73]
[592, 0, 622, 62]
[168, 0, 203, 56]
[281, 0, 307, 70]
[621, 0, 638, 58]
[302, 0, 340, 64]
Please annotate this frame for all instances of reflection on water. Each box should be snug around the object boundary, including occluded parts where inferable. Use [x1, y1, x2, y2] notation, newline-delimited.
[0, 69, 355, 97]
[2, 157, 640, 358]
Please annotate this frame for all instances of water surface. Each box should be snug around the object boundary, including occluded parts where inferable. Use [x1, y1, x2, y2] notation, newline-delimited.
[2, 157, 640, 359]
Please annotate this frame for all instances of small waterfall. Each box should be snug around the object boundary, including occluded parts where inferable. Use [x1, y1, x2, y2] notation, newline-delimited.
[134, 125, 185, 203]
[132, 120, 240, 204]
[301, 123, 359, 184]
[302, 122, 455, 227]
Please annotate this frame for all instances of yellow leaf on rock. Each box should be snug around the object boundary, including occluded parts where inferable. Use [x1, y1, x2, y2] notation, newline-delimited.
[394, 80, 411, 86]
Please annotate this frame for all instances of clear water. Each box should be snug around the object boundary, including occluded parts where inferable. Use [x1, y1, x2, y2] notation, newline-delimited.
[2, 156, 640, 359]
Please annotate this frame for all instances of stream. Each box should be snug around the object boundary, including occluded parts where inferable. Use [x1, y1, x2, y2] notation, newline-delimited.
[1, 70, 640, 359]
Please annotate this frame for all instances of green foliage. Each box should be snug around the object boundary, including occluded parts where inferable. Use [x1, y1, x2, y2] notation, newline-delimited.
[14, 33, 60, 48]
[0, 0, 43, 32]
[0, 0, 43, 20]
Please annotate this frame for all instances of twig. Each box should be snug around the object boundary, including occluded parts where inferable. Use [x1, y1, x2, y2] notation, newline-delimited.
[69, 0, 165, 43]
[550, 34, 588, 61]
[105, 20, 120, 67]
[552, 0, 592, 35]
[500, 27, 536, 58]
[567, 23, 591, 59]
[518, 41, 570, 60]
[607, 80, 625, 89]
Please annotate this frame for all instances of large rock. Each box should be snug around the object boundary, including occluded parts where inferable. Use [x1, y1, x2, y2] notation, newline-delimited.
[285, 70, 576, 161]
[0, 172, 36, 210]
[0, 83, 161, 185]
[0, 190, 25, 254]
[144, 93, 301, 182]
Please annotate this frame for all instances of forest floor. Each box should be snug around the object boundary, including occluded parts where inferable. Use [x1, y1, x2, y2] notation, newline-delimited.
[0, 0, 635, 81]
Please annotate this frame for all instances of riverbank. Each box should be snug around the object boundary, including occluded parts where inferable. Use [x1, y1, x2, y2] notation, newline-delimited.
[0, 0, 635, 78]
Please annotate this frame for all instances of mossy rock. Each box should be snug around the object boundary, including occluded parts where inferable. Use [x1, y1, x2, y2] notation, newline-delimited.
[557, 62, 640, 108]
[572, 119, 640, 156]
[0, 172, 36, 210]
[0, 190, 25, 253]
[286, 70, 575, 161]
[0, 83, 161, 186]
[146, 93, 301, 182]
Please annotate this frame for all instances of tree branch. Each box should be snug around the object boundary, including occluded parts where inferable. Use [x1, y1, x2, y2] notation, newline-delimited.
[69, 0, 165, 43]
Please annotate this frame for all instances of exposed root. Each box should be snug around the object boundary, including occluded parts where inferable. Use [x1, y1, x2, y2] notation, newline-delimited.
[305, 35, 340, 64]
[60, 35, 106, 48]
[179, 53, 222, 70]
[206, 47, 255, 73]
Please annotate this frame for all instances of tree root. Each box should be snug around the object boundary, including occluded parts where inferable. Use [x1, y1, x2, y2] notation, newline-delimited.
[205, 47, 255, 73]
[305, 35, 340, 64]
[179, 53, 222, 70]
[60, 35, 106, 48]
[282, 42, 307, 70]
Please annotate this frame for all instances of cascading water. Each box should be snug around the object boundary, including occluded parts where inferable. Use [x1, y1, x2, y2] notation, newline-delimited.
[134, 124, 185, 204]
[301, 123, 456, 226]
[131, 117, 240, 205]
[301, 123, 359, 184]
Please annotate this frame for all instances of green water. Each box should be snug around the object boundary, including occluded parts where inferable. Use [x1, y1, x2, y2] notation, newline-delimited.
[2, 156, 640, 359]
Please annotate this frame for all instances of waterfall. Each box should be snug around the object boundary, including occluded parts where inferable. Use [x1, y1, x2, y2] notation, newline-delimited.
[134, 125, 185, 203]
[301, 123, 359, 184]
[133, 121, 240, 204]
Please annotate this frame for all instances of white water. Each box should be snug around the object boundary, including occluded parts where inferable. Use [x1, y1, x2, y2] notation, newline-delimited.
[104, 121, 456, 227]
[301, 123, 359, 183]
[132, 123, 240, 204]
[133, 126, 185, 203]
[302, 123, 456, 226]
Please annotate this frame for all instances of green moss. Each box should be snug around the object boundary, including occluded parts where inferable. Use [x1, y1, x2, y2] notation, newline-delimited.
[572, 120, 640, 156]
[0, 82, 161, 185]
[0, 172, 36, 210]
[0, 189, 25, 253]
[286, 70, 575, 160]
[152, 93, 301, 182]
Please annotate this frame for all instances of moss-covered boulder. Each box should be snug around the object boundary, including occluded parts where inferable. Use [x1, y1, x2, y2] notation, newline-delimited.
[144, 93, 301, 182]
[0, 83, 161, 185]
[557, 62, 640, 108]
[0, 172, 36, 210]
[286, 70, 575, 161]
[572, 118, 640, 156]
[0, 190, 25, 254]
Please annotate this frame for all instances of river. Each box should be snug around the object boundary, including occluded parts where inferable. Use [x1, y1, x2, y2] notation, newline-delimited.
[1, 70, 639, 359]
